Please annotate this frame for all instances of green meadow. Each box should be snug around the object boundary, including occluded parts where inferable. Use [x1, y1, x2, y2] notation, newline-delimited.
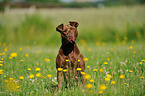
[0, 5, 145, 96]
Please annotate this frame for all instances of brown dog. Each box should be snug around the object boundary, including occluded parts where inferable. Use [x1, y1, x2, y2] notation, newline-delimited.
[56, 21, 85, 90]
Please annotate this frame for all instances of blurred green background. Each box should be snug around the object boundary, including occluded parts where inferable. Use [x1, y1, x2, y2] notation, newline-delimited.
[0, 0, 145, 46]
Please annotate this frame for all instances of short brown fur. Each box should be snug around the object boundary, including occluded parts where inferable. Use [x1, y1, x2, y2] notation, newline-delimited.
[56, 21, 85, 90]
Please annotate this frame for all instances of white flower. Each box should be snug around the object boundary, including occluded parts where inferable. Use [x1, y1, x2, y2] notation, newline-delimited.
[32, 79, 35, 83]
[105, 71, 109, 75]
[52, 77, 58, 84]
[106, 52, 109, 54]
[125, 60, 128, 62]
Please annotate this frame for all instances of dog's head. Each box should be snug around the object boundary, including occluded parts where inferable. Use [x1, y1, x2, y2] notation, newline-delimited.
[56, 21, 79, 44]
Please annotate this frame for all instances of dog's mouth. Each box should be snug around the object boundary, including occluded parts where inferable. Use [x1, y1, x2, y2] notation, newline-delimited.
[69, 39, 76, 44]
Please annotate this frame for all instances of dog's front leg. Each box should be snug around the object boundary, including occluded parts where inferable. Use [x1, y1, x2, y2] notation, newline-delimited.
[57, 71, 63, 92]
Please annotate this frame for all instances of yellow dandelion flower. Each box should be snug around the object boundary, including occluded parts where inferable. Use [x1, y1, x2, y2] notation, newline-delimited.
[4, 80, 8, 82]
[89, 90, 93, 93]
[29, 74, 34, 78]
[0, 71, 3, 74]
[96, 41, 100, 46]
[20, 60, 23, 62]
[111, 81, 115, 84]
[93, 69, 98, 72]
[99, 68, 104, 72]
[19, 76, 24, 79]
[107, 74, 111, 78]
[39, 75, 45, 78]
[4, 75, 6, 77]
[105, 78, 110, 81]
[0, 53, 3, 56]
[2, 52, 5, 55]
[47, 74, 52, 77]
[139, 62, 142, 65]
[65, 59, 69, 62]
[78, 59, 80, 62]
[25, 54, 29, 57]
[0, 61, 3, 63]
[4, 48, 7, 52]
[107, 58, 110, 61]
[0, 64, 2, 66]
[9, 57, 11, 59]
[111, 48, 114, 51]
[9, 78, 13, 80]
[124, 37, 127, 40]
[104, 62, 108, 64]
[79, 39, 87, 46]
[1, 58, 3, 60]
[140, 76, 144, 79]
[99, 47, 102, 50]
[81, 72, 86, 75]
[99, 84, 107, 90]
[27, 68, 31, 71]
[84, 58, 88, 61]
[86, 83, 93, 89]
[76, 68, 81, 71]
[120, 75, 125, 79]
[16, 86, 20, 89]
[35, 67, 40, 71]
[36, 73, 41, 77]
[88, 48, 91, 52]
[122, 40, 126, 45]
[3, 43, 6, 46]
[124, 83, 127, 85]
[130, 46, 133, 49]
[90, 79, 94, 82]
[84, 74, 91, 79]
[131, 40, 134, 44]
[37, 62, 39, 65]
[36, 51, 39, 54]
[102, 42, 106, 46]
[141, 59, 145, 62]
[37, 51, 41, 54]
[63, 69, 67, 72]
[87, 66, 90, 68]
[44, 58, 50, 61]
[99, 91, 103, 93]
[133, 51, 136, 54]
[19, 48, 22, 51]
[82, 89, 84, 92]
[129, 70, 133, 73]
[0, 69, 3, 72]
[11, 53, 17, 57]
[58, 68, 63, 71]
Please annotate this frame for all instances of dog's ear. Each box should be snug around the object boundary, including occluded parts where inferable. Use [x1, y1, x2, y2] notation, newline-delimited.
[69, 21, 79, 28]
[56, 23, 64, 32]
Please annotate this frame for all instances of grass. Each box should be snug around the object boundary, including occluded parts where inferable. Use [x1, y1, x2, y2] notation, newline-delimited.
[0, 41, 145, 95]
[0, 5, 145, 95]
[0, 5, 145, 45]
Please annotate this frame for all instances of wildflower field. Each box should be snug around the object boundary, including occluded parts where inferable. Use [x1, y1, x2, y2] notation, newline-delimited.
[0, 5, 145, 96]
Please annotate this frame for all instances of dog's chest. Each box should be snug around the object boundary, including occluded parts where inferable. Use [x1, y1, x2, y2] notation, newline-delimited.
[66, 51, 77, 64]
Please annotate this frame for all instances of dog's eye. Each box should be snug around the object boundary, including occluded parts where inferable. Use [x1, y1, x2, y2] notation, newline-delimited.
[63, 29, 67, 32]
[62, 32, 66, 36]
[70, 28, 75, 30]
